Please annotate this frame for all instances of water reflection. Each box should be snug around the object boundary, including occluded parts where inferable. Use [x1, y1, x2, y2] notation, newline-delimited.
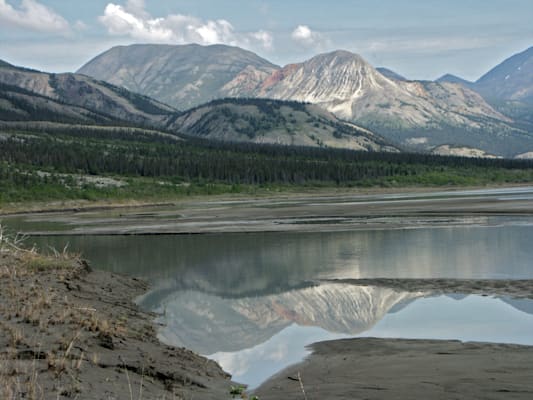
[7, 222, 533, 388]
[144, 284, 423, 354]
[146, 288, 533, 389]
[25, 224, 533, 293]
[362, 295, 533, 346]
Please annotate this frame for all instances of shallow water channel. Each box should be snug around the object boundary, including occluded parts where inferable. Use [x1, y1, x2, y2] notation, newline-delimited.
[3, 189, 533, 388]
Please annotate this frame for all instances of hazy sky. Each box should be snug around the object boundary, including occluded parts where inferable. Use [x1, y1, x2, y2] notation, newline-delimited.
[0, 0, 532, 80]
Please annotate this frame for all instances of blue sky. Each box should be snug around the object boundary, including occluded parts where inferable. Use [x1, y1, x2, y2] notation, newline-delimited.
[0, 0, 532, 80]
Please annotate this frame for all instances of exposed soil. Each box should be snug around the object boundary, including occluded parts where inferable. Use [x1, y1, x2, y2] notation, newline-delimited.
[323, 278, 533, 299]
[0, 248, 233, 400]
[254, 338, 533, 399]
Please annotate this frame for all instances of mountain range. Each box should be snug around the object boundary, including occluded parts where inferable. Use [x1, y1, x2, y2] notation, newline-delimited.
[0, 59, 175, 126]
[438, 47, 533, 105]
[78, 43, 533, 158]
[1, 43, 531, 158]
[1, 58, 392, 151]
[438, 47, 533, 124]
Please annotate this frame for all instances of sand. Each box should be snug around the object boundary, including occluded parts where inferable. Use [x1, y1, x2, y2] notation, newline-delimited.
[3, 186, 533, 236]
[254, 338, 533, 399]
[0, 249, 233, 400]
[323, 278, 533, 299]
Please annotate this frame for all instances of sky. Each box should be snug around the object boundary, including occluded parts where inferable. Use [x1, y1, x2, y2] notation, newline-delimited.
[0, 0, 532, 81]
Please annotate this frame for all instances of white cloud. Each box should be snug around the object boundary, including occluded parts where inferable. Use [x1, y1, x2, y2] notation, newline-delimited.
[74, 20, 88, 31]
[291, 25, 322, 47]
[0, 0, 70, 33]
[251, 30, 274, 50]
[99, 2, 273, 50]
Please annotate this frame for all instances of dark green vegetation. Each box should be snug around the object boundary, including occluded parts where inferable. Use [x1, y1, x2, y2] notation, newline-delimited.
[1, 125, 533, 204]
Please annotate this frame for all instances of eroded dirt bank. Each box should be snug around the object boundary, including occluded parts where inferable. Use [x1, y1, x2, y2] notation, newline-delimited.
[0, 248, 233, 400]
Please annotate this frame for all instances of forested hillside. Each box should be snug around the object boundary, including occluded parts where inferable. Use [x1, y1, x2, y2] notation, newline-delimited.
[1, 125, 532, 204]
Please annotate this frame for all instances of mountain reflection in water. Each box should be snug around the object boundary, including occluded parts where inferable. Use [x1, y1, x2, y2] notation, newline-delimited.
[11, 219, 533, 388]
[139, 283, 423, 354]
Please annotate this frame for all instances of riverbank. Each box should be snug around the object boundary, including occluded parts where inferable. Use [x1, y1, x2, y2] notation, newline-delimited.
[1, 183, 531, 217]
[3, 186, 533, 399]
[3, 185, 533, 236]
[0, 245, 233, 400]
[3, 243, 533, 399]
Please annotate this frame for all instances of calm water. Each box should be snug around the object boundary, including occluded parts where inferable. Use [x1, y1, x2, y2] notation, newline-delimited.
[20, 224, 533, 283]
[3, 211, 533, 387]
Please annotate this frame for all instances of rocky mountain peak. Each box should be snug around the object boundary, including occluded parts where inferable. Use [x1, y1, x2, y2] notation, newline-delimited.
[475, 46, 533, 103]
[309, 49, 366, 65]
[436, 74, 473, 87]
[256, 49, 394, 114]
[78, 43, 279, 110]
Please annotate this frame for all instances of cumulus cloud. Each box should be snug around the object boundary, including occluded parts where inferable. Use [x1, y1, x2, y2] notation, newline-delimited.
[99, 1, 274, 50]
[0, 0, 70, 33]
[291, 25, 322, 47]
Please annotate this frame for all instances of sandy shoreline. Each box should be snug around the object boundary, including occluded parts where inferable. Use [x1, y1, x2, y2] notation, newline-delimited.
[3, 184, 527, 216]
[323, 278, 533, 299]
[3, 185, 533, 236]
[3, 247, 533, 398]
[254, 338, 533, 399]
[0, 249, 233, 399]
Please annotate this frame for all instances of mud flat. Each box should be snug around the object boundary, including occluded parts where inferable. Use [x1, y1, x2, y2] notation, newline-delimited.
[252, 278, 533, 399]
[254, 338, 533, 399]
[4, 186, 533, 236]
[0, 248, 233, 400]
[324, 278, 533, 299]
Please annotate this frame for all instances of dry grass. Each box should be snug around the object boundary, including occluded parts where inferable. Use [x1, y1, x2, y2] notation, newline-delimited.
[0, 224, 95, 398]
[0, 223, 232, 399]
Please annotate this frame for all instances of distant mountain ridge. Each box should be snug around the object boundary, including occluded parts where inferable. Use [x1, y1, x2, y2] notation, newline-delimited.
[78, 44, 279, 110]
[475, 46, 533, 104]
[437, 47, 533, 104]
[437, 47, 533, 125]
[0, 60, 175, 125]
[79, 44, 533, 157]
[1, 59, 398, 152]
[436, 74, 474, 87]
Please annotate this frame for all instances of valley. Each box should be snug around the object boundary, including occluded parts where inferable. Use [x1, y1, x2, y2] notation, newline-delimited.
[1, 5, 532, 398]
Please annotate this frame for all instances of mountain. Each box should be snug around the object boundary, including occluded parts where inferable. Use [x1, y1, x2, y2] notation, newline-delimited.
[250, 50, 530, 156]
[251, 50, 500, 126]
[0, 60, 175, 126]
[78, 43, 279, 110]
[472, 47, 533, 125]
[1, 82, 114, 123]
[0, 58, 397, 152]
[436, 74, 474, 87]
[77, 44, 533, 156]
[0, 60, 13, 68]
[377, 67, 408, 81]
[475, 46, 533, 104]
[166, 98, 399, 151]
